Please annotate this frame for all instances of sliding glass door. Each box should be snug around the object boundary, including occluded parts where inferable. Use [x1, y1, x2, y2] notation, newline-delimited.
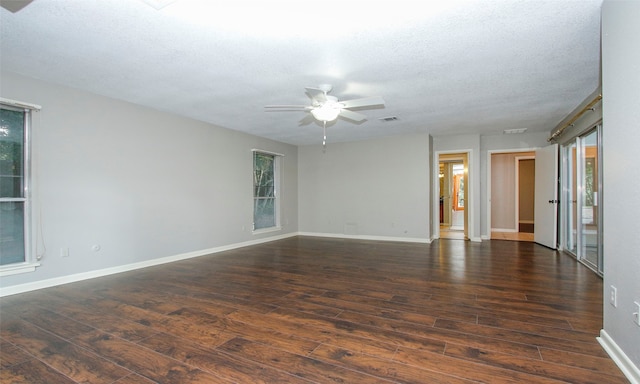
[561, 126, 603, 274]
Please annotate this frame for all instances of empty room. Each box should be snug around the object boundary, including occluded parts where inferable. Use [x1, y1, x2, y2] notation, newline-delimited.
[1, 1, 639, 383]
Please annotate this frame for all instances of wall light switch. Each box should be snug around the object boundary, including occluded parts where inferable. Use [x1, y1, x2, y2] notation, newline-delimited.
[633, 301, 640, 327]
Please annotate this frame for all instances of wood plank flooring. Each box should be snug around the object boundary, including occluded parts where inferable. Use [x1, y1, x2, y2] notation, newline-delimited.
[0, 236, 628, 383]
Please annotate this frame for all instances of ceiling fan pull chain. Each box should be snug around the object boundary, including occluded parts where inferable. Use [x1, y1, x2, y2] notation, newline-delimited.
[323, 121, 327, 150]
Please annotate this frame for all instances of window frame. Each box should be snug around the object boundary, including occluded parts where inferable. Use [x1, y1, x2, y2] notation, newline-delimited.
[252, 149, 282, 234]
[0, 98, 40, 276]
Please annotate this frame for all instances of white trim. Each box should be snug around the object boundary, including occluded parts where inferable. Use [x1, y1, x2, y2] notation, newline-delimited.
[597, 330, 640, 384]
[251, 148, 284, 157]
[0, 232, 434, 297]
[515, 155, 535, 231]
[252, 226, 282, 235]
[0, 97, 41, 111]
[298, 232, 431, 244]
[434, 149, 475, 241]
[0, 262, 40, 277]
[0, 233, 297, 297]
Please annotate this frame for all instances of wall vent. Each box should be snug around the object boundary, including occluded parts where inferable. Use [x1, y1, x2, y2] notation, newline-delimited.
[379, 116, 399, 122]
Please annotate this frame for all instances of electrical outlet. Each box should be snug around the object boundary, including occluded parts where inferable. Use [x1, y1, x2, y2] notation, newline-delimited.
[633, 301, 640, 327]
[610, 285, 617, 307]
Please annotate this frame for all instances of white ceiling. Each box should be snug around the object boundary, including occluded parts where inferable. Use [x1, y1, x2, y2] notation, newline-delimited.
[0, 0, 603, 145]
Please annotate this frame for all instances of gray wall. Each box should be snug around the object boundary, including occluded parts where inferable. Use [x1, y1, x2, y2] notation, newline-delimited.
[0, 72, 298, 290]
[602, 0, 640, 371]
[298, 133, 431, 242]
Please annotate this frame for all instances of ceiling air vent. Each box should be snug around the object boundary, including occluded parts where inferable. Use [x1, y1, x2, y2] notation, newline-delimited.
[503, 128, 528, 134]
[379, 116, 399, 122]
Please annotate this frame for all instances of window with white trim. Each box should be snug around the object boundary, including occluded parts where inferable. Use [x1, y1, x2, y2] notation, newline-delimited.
[252, 150, 281, 231]
[1, 100, 39, 275]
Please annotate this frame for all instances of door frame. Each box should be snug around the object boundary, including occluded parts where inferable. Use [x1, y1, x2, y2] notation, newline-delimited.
[433, 149, 473, 240]
[515, 155, 535, 233]
[486, 148, 538, 238]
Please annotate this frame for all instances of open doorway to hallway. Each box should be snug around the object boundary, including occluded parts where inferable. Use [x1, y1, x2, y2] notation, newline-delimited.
[439, 153, 468, 240]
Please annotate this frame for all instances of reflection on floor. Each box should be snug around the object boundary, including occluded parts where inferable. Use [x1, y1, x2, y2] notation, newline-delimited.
[491, 231, 534, 242]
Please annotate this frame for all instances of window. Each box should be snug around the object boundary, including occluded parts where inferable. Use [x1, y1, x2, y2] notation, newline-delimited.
[1, 100, 39, 275]
[253, 150, 280, 231]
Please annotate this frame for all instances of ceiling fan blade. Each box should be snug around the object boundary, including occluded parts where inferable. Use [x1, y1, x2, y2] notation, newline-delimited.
[305, 87, 327, 103]
[340, 96, 385, 109]
[265, 105, 312, 113]
[0, 0, 34, 13]
[339, 109, 367, 122]
[298, 114, 316, 126]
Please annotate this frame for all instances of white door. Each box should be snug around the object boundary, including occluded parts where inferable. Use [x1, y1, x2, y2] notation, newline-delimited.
[534, 144, 559, 248]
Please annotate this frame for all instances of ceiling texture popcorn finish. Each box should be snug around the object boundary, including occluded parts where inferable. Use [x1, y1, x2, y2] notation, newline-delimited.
[0, 0, 603, 145]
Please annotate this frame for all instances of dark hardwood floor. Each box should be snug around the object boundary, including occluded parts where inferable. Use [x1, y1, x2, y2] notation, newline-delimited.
[0, 236, 628, 383]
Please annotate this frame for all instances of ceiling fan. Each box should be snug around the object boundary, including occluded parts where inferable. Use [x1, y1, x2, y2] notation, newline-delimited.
[0, 0, 35, 13]
[265, 84, 384, 123]
[265, 84, 385, 148]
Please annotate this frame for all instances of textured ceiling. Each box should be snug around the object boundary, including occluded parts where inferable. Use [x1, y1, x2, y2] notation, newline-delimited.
[0, 0, 603, 145]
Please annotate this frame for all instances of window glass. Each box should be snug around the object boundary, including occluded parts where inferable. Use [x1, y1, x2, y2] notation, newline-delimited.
[253, 152, 277, 230]
[0, 107, 27, 265]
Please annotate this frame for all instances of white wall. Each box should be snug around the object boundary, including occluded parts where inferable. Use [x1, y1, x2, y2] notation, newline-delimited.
[601, 0, 640, 376]
[0, 72, 298, 290]
[298, 133, 431, 242]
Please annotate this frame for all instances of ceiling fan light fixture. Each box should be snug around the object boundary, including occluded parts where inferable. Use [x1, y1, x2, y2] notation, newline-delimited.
[310, 104, 341, 122]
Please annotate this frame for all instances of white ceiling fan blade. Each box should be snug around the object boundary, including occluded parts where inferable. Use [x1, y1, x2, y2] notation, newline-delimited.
[339, 109, 367, 122]
[298, 114, 316, 126]
[0, 0, 34, 13]
[264, 105, 312, 112]
[340, 96, 385, 109]
[305, 87, 328, 103]
[265, 105, 309, 108]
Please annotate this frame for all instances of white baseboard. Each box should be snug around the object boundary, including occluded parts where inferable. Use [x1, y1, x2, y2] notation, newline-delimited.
[298, 232, 431, 244]
[0, 232, 298, 298]
[598, 329, 640, 384]
[0, 232, 432, 297]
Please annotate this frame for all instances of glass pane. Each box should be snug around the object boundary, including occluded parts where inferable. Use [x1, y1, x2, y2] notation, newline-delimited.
[254, 154, 274, 193]
[580, 130, 598, 267]
[0, 109, 25, 198]
[0, 201, 26, 265]
[254, 198, 275, 230]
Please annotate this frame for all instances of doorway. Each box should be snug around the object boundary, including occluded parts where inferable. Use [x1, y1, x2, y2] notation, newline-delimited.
[438, 153, 468, 240]
[489, 151, 536, 242]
